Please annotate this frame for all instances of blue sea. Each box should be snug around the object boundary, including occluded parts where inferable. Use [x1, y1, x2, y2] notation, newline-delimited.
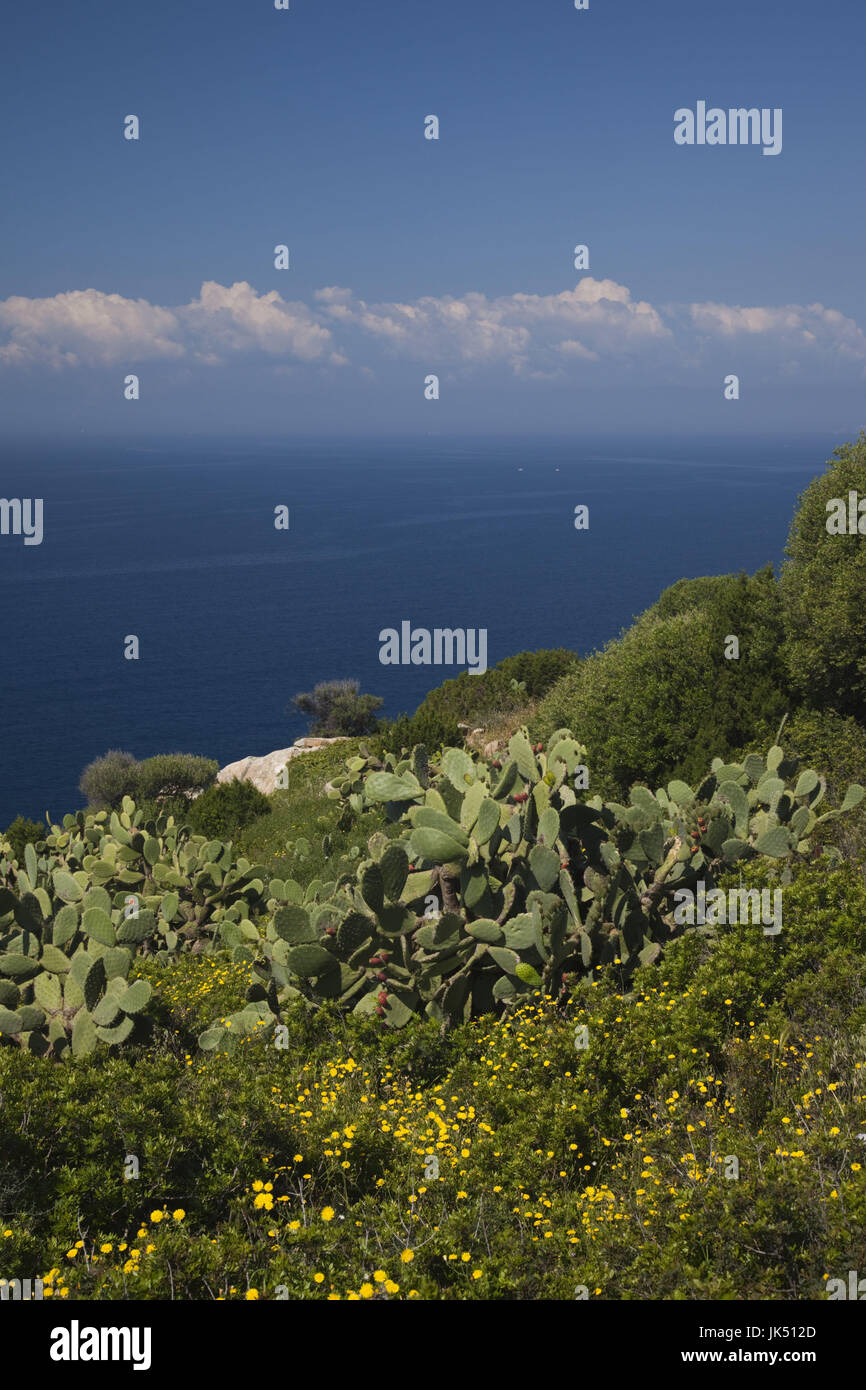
[0, 434, 832, 826]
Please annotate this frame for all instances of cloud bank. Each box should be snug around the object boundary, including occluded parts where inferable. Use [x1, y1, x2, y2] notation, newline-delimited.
[1, 277, 863, 379]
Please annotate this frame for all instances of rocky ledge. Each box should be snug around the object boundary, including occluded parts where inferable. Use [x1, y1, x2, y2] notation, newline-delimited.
[217, 737, 347, 795]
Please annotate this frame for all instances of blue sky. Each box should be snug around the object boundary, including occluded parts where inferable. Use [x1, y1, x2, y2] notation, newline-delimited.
[1, 0, 864, 436]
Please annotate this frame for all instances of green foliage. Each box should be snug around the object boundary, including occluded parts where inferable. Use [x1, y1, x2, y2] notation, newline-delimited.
[535, 570, 788, 796]
[2, 856, 866, 1301]
[780, 430, 866, 717]
[237, 730, 862, 1038]
[0, 795, 270, 1058]
[2, 816, 46, 862]
[293, 679, 383, 737]
[186, 780, 272, 841]
[489, 648, 579, 696]
[380, 649, 578, 753]
[238, 738, 395, 887]
[79, 751, 218, 811]
[79, 750, 140, 810]
[133, 754, 219, 803]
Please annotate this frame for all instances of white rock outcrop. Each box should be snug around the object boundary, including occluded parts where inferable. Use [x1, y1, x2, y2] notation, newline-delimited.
[217, 737, 347, 795]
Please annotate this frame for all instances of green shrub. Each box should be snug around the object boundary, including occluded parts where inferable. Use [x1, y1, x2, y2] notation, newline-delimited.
[79, 750, 140, 809]
[535, 570, 788, 796]
[186, 779, 272, 840]
[781, 430, 866, 717]
[134, 753, 219, 802]
[2, 815, 46, 861]
[380, 648, 578, 753]
[79, 751, 218, 810]
[293, 680, 383, 737]
[495, 648, 580, 694]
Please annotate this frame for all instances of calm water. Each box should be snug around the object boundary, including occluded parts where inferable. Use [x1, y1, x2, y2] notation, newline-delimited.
[0, 434, 828, 824]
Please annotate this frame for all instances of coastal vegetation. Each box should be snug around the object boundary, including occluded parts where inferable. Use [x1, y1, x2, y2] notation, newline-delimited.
[2, 434, 866, 1300]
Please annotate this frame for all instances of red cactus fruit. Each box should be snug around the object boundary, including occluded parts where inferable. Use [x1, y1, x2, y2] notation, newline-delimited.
[375, 1006, 385, 1017]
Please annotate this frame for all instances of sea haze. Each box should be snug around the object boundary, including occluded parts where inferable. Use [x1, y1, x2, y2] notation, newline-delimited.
[0, 434, 827, 824]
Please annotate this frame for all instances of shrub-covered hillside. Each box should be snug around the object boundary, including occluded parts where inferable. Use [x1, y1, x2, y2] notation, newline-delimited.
[2, 434, 866, 1302]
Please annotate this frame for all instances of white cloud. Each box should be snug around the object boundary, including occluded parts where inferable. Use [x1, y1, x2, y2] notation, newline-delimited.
[0, 281, 333, 367]
[0, 288, 183, 367]
[0, 278, 863, 381]
[689, 299, 866, 358]
[181, 281, 332, 361]
[314, 278, 667, 369]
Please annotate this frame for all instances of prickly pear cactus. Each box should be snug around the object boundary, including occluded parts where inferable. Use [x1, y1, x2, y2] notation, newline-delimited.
[0, 796, 270, 1058]
[241, 730, 863, 1036]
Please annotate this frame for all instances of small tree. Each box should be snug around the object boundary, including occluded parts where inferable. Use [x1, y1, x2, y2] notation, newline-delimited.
[79, 750, 140, 809]
[292, 679, 383, 737]
[3, 815, 46, 860]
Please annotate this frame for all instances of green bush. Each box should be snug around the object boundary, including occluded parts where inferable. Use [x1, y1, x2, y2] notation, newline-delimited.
[78, 749, 140, 809]
[79, 750, 218, 810]
[781, 431, 866, 718]
[293, 680, 383, 737]
[534, 570, 788, 797]
[134, 753, 219, 803]
[186, 779, 272, 840]
[2, 815, 46, 861]
[380, 648, 578, 753]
